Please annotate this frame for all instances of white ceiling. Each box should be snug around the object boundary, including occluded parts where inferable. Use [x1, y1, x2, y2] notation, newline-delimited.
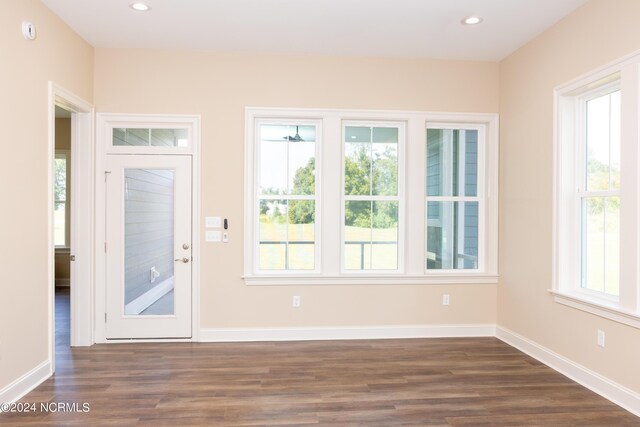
[41, 0, 587, 61]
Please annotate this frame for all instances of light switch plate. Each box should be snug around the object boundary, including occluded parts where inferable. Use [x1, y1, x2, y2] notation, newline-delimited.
[206, 216, 221, 228]
[206, 230, 222, 242]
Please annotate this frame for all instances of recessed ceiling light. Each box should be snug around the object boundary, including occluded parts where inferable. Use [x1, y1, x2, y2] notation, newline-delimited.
[130, 3, 151, 12]
[462, 16, 483, 25]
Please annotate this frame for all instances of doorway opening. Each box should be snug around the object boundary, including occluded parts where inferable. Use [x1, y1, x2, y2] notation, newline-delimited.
[53, 106, 73, 366]
[48, 82, 94, 375]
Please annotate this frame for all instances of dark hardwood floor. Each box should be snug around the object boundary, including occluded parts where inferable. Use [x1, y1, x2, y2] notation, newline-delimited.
[1, 289, 638, 426]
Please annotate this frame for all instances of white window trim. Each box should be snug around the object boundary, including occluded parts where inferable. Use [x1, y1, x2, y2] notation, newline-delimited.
[553, 49, 640, 328]
[244, 108, 499, 286]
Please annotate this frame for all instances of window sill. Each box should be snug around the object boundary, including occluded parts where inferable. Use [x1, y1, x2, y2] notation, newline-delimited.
[549, 289, 640, 329]
[243, 274, 499, 286]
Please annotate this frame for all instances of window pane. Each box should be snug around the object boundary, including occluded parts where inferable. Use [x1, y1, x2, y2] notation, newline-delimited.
[288, 200, 315, 270]
[345, 125, 400, 197]
[345, 142, 371, 196]
[372, 127, 398, 143]
[610, 91, 621, 189]
[605, 197, 620, 295]
[372, 201, 398, 270]
[344, 200, 398, 270]
[426, 129, 478, 197]
[259, 140, 287, 195]
[113, 128, 189, 147]
[583, 197, 619, 296]
[344, 201, 371, 270]
[259, 200, 287, 270]
[54, 202, 66, 246]
[345, 126, 371, 143]
[372, 142, 398, 196]
[150, 128, 188, 147]
[258, 199, 315, 271]
[289, 141, 315, 195]
[113, 128, 149, 146]
[260, 124, 316, 196]
[123, 169, 175, 316]
[426, 201, 479, 270]
[586, 91, 621, 191]
[54, 158, 67, 202]
[261, 124, 315, 142]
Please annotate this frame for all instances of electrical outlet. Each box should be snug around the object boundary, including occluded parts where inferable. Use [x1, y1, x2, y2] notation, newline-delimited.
[597, 330, 605, 347]
[292, 295, 301, 308]
[442, 294, 450, 306]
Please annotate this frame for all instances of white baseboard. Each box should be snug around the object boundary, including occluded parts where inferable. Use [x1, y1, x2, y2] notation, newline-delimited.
[496, 326, 640, 417]
[0, 360, 51, 408]
[199, 324, 496, 342]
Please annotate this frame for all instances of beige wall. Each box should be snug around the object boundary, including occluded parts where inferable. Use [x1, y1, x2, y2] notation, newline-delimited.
[55, 117, 71, 150]
[0, 0, 93, 389]
[499, 0, 640, 393]
[94, 50, 499, 330]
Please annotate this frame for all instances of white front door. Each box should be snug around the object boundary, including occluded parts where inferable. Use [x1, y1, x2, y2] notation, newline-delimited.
[105, 154, 192, 339]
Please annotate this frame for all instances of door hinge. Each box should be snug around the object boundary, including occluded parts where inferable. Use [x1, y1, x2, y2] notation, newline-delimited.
[104, 242, 107, 252]
[104, 313, 107, 323]
[104, 170, 111, 182]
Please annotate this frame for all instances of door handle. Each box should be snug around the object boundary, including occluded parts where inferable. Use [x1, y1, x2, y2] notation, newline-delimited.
[175, 257, 190, 263]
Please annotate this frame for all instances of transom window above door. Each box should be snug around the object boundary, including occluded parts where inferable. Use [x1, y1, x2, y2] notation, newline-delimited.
[113, 127, 189, 148]
[100, 114, 199, 155]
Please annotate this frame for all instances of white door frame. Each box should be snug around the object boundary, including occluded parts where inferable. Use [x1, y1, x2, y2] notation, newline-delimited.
[48, 82, 95, 374]
[94, 113, 201, 343]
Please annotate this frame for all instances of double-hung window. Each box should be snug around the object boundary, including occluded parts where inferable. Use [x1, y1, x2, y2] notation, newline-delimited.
[245, 108, 498, 284]
[254, 120, 320, 272]
[343, 122, 403, 271]
[426, 126, 483, 272]
[554, 52, 640, 327]
[581, 88, 621, 297]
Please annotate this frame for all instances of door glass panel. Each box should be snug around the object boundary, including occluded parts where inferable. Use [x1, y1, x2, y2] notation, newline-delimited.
[123, 168, 175, 316]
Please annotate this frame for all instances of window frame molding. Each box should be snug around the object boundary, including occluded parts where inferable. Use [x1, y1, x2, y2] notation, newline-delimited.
[244, 107, 499, 286]
[553, 49, 640, 328]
